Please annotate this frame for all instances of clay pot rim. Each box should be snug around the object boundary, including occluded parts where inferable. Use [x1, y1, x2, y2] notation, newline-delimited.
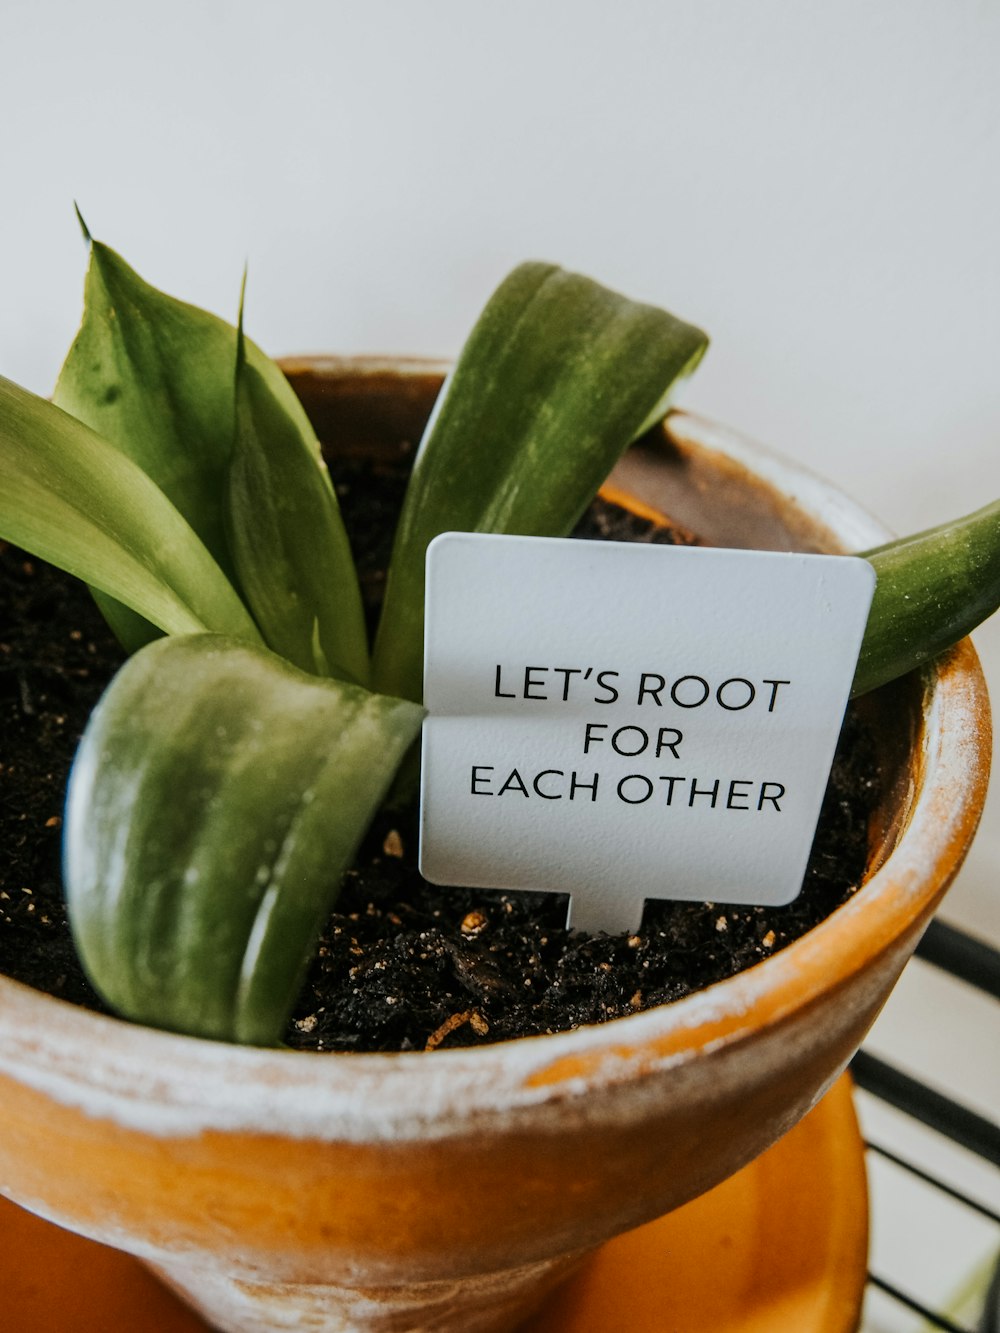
[0, 358, 990, 1143]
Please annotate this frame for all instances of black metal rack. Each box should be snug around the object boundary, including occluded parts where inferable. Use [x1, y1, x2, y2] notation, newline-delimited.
[851, 919, 1000, 1333]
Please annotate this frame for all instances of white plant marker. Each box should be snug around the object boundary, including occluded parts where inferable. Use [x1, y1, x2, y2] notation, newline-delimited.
[420, 533, 875, 934]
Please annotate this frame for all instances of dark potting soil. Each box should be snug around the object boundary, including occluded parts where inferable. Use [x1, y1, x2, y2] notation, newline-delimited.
[0, 454, 880, 1051]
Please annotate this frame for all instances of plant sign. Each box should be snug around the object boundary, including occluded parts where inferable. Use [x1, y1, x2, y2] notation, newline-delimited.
[420, 533, 876, 932]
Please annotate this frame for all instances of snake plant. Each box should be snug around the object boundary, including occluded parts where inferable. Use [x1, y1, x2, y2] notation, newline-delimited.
[0, 235, 996, 1045]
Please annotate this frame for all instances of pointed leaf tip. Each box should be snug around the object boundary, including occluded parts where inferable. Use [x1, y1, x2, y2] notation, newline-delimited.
[236, 265, 248, 373]
[72, 202, 92, 244]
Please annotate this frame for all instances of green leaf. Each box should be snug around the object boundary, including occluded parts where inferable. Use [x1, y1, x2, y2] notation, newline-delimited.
[853, 497, 1000, 696]
[0, 376, 261, 641]
[372, 262, 708, 702]
[227, 304, 370, 684]
[90, 594, 163, 653]
[64, 635, 424, 1046]
[52, 238, 348, 649]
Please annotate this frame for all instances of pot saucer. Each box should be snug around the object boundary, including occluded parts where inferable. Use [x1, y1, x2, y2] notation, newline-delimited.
[0, 1074, 866, 1333]
[523, 1072, 868, 1332]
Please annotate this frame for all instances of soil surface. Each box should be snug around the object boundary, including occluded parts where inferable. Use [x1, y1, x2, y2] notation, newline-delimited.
[0, 455, 880, 1051]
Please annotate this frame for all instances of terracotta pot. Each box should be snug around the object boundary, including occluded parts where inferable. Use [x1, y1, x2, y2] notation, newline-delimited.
[0, 358, 991, 1333]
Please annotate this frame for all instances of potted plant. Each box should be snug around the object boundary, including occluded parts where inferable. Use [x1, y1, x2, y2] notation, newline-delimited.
[0, 235, 995, 1332]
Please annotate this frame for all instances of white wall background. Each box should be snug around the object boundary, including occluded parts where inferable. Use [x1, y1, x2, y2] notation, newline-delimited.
[2, 0, 998, 937]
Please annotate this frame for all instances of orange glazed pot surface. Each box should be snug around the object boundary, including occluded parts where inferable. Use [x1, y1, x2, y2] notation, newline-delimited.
[0, 359, 990, 1333]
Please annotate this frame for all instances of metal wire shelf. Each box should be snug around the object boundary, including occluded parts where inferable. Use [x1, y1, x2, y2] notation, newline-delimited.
[851, 919, 1000, 1333]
